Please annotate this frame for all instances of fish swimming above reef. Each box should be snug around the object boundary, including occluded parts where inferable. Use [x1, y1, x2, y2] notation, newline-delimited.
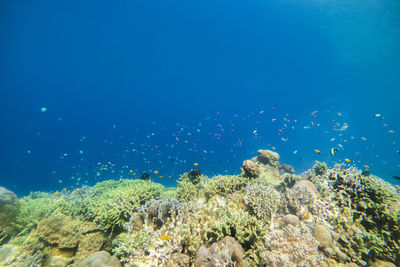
[393, 176, 400, 180]
[188, 168, 202, 179]
[140, 172, 150, 181]
[314, 149, 321, 155]
[332, 122, 349, 131]
[278, 164, 295, 174]
[330, 148, 339, 156]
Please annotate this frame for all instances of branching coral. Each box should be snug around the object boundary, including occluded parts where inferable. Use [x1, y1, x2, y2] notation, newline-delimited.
[325, 165, 400, 265]
[74, 179, 165, 232]
[203, 175, 249, 200]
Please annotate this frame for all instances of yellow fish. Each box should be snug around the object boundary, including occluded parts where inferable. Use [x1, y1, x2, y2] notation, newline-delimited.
[154, 170, 159, 175]
[160, 235, 170, 241]
[159, 176, 164, 178]
[52, 192, 59, 196]
[314, 149, 321, 155]
[344, 158, 351, 162]
[193, 163, 199, 166]
[129, 169, 133, 173]
[364, 165, 370, 169]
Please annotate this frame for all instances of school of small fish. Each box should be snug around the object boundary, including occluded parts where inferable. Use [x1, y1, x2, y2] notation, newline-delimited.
[35, 105, 399, 189]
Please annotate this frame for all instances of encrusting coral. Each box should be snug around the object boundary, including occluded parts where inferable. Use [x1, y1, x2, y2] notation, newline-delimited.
[1, 149, 400, 266]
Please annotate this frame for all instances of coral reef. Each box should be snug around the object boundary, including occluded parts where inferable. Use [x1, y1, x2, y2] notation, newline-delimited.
[2, 149, 400, 266]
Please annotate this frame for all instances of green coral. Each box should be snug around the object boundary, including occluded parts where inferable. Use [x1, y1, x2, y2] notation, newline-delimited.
[331, 167, 400, 265]
[112, 231, 152, 259]
[203, 175, 249, 200]
[176, 174, 207, 202]
[177, 174, 249, 202]
[13, 192, 65, 236]
[80, 179, 165, 232]
[13, 179, 166, 236]
[159, 187, 177, 200]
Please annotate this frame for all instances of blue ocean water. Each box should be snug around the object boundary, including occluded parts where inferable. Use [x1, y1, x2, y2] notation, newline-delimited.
[0, 0, 399, 196]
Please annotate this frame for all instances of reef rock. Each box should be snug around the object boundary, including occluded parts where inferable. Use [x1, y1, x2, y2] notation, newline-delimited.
[77, 251, 120, 267]
[194, 236, 249, 267]
[242, 150, 282, 186]
[0, 187, 18, 232]
[242, 160, 261, 178]
[257, 149, 279, 167]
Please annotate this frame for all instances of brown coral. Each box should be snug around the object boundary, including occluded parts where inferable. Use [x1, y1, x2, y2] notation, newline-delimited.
[261, 224, 327, 267]
[257, 149, 280, 167]
[242, 160, 261, 178]
[35, 213, 104, 264]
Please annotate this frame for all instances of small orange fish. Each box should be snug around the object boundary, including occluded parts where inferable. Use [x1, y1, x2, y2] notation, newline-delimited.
[364, 165, 370, 169]
[314, 149, 321, 155]
[240, 167, 245, 174]
[160, 235, 170, 241]
[154, 170, 159, 175]
[193, 163, 199, 166]
[159, 176, 163, 178]
[344, 158, 351, 162]
[129, 170, 133, 173]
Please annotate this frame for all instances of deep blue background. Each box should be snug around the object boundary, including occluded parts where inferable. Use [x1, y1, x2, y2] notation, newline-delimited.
[1, 0, 399, 195]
